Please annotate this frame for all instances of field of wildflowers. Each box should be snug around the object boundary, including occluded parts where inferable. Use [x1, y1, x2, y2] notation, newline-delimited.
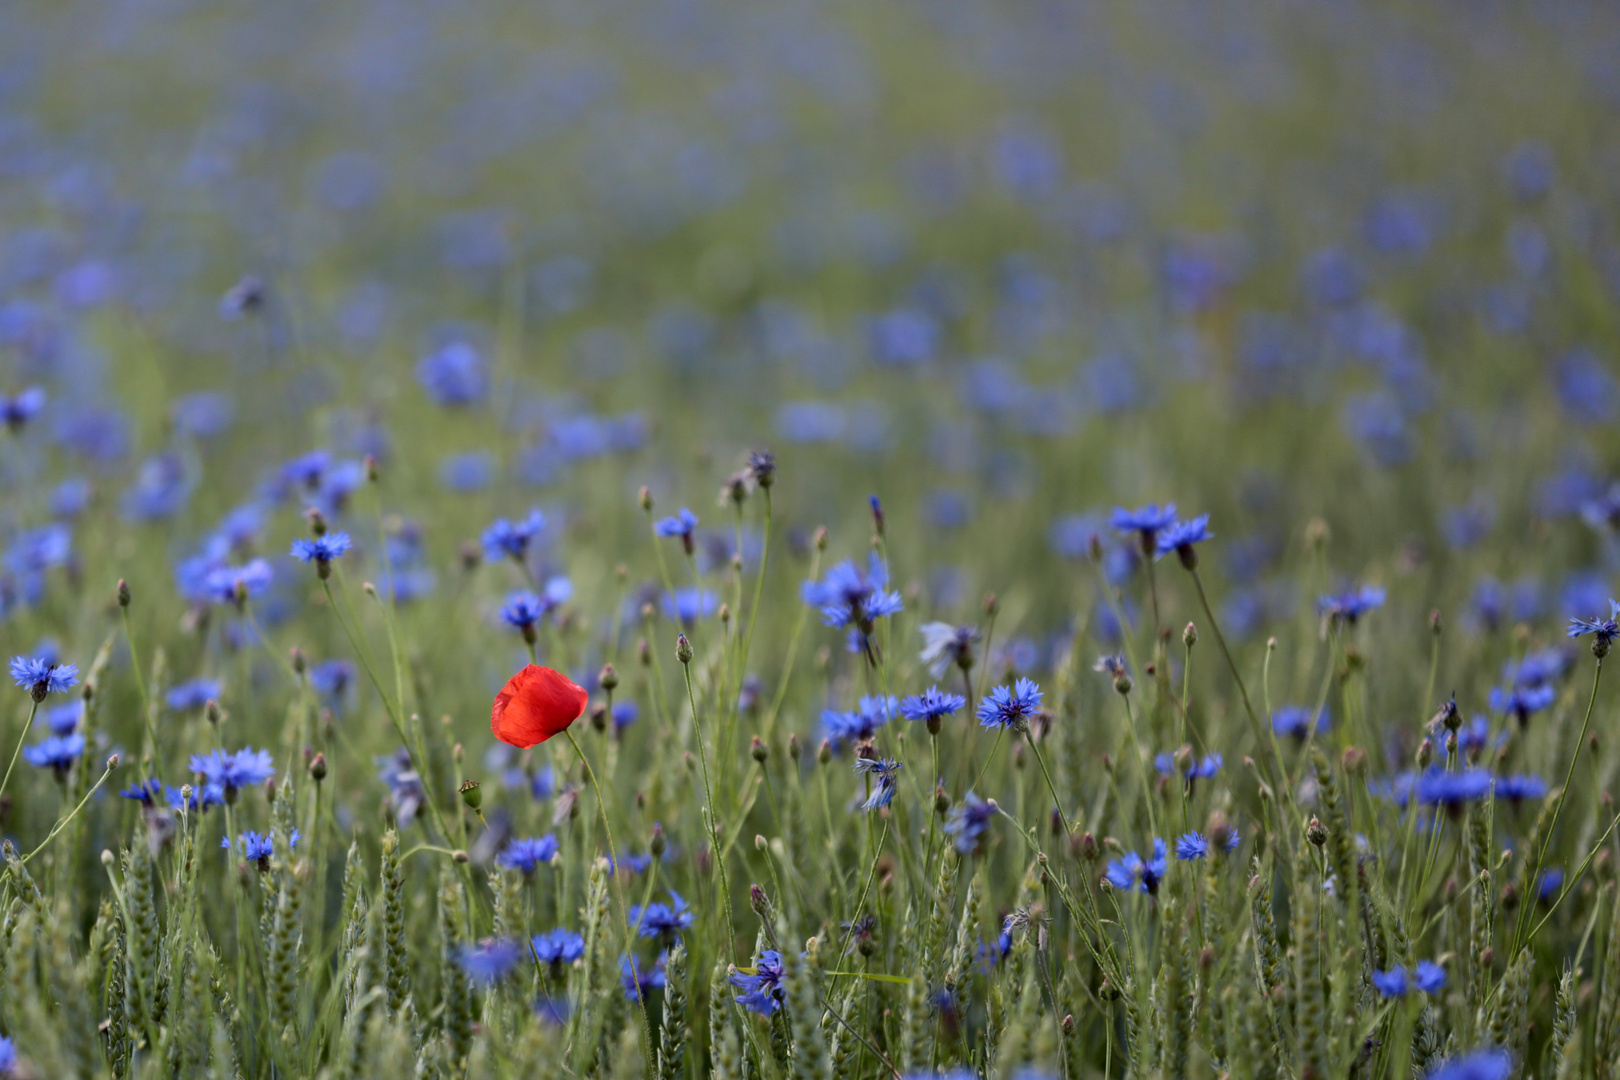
[3, 1, 1620, 1078]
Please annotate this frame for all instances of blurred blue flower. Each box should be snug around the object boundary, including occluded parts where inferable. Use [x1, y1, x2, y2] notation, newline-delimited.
[417, 341, 488, 407]
[531, 927, 585, 968]
[496, 836, 559, 874]
[168, 679, 221, 712]
[943, 791, 994, 853]
[482, 510, 546, 562]
[23, 732, 84, 774]
[440, 452, 496, 492]
[457, 939, 524, 986]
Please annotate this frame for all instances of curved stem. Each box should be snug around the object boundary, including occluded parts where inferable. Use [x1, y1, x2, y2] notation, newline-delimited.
[0, 700, 40, 806]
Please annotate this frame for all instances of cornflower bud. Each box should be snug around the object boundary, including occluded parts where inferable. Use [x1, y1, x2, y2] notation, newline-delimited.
[1306, 816, 1328, 847]
[750, 736, 769, 763]
[1182, 622, 1197, 648]
[599, 664, 618, 692]
[675, 634, 693, 665]
[117, 579, 131, 608]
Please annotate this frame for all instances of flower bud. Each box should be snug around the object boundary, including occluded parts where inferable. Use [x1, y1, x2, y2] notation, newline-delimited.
[1182, 622, 1197, 648]
[589, 704, 607, 732]
[788, 733, 801, 761]
[453, 850, 470, 863]
[105, 753, 119, 772]
[309, 753, 327, 781]
[1306, 816, 1328, 848]
[365, 453, 379, 482]
[675, 634, 693, 665]
[117, 579, 131, 608]
[205, 700, 222, 726]
[639, 486, 653, 512]
[638, 638, 651, 666]
[984, 592, 999, 617]
[750, 736, 769, 763]
[1114, 673, 1132, 695]
[650, 823, 666, 858]
[817, 738, 832, 766]
[754, 834, 767, 851]
[459, 780, 483, 810]
[599, 664, 618, 692]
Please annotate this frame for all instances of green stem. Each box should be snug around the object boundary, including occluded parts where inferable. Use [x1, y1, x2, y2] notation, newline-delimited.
[680, 658, 736, 954]
[23, 757, 115, 862]
[0, 700, 40, 806]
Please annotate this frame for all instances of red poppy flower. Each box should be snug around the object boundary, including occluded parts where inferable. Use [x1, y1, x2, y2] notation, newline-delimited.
[491, 665, 588, 748]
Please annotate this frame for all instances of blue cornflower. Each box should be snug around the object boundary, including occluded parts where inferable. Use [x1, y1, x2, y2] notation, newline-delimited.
[1112, 504, 1178, 554]
[1415, 768, 1493, 809]
[1106, 838, 1168, 895]
[1414, 960, 1447, 994]
[1156, 752, 1223, 786]
[899, 687, 967, 724]
[457, 938, 525, 986]
[1506, 648, 1571, 689]
[23, 732, 84, 776]
[1155, 514, 1213, 567]
[1456, 715, 1494, 757]
[501, 592, 546, 635]
[1567, 598, 1620, 654]
[201, 559, 273, 605]
[943, 792, 994, 854]
[167, 678, 221, 712]
[120, 778, 161, 805]
[802, 554, 903, 656]
[661, 586, 718, 625]
[619, 953, 667, 999]
[289, 532, 352, 577]
[1494, 774, 1547, 803]
[1316, 585, 1386, 624]
[1175, 833, 1209, 860]
[855, 757, 903, 811]
[820, 696, 897, 748]
[1488, 683, 1556, 725]
[40, 702, 80, 734]
[10, 656, 79, 702]
[417, 341, 488, 407]
[167, 782, 224, 812]
[482, 510, 546, 563]
[224, 830, 276, 866]
[1, 386, 46, 429]
[730, 950, 785, 1015]
[631, 892, 693, 942]
[1423, 1049, 1512, 1080]
[1272, 705, 1329, 740]
[612, 702, 639, 734]
[534, 995, 569, 1026]
[976, 678, 1043, 730]
[189, 747, 275, 798]
[1538, 868, 1564, 901]
[918, 622, 980, 679]
[308, 660, 354, 706]
[531, 928, 586, 969]
[1371, 966, 1409, 997]
[654, 508, 700, 553]
[496, 835, 560, 874]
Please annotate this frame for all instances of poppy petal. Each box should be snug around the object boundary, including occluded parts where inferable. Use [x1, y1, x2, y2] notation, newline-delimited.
[492, 665, 588, 748]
